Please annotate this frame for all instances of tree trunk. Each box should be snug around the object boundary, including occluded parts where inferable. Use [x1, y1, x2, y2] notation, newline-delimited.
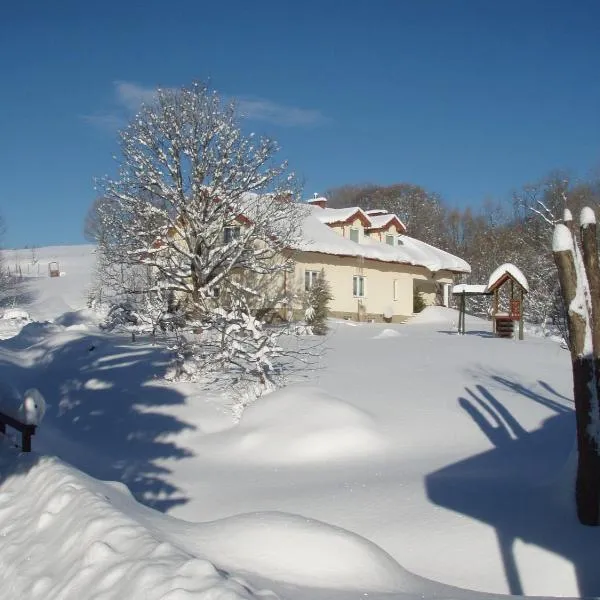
[554, 223, 600, 526]
[572, 357, 600, 525]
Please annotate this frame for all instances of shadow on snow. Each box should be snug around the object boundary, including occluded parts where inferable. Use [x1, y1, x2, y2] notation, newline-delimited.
[425, 377, 600, 597]
[0, 326, 194, 512]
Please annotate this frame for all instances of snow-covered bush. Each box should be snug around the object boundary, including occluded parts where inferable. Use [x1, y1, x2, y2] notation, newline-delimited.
[413, 290, 426, 313]
[304, 270, 332, 335]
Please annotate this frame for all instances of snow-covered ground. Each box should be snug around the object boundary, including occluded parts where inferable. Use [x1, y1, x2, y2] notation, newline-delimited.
[0, 244, 598, 599]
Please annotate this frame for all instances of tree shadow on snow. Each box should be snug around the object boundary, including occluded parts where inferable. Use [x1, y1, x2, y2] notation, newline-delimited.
[425, 379, 600, 597]
[0, 330, 195, 512]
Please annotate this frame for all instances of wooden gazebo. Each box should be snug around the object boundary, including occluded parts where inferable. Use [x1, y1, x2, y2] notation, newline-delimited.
[487, 264, 528, 340]
[452, 263, 529, 340]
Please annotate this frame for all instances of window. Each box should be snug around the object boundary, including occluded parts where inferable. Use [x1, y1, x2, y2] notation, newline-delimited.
[305, 270, 319, 291]
[353, 275, 366, 298]
[385, 234, 395, 246]
[223, 226, 241, 244]
[349, 228, 360, 243]
[393, 279, 400, 301]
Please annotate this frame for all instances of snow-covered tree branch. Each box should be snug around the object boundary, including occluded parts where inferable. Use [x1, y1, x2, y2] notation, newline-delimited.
[91, 82, 306, 385]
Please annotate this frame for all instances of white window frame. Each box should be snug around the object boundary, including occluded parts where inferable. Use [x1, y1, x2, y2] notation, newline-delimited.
[349, 227, 360, 243]
[223, 226, 241, 244]
[305, 269, 319, 291]
[353, 275, 366, 298]
[393, 279, 400, 301]
[385, 234, 395, 246]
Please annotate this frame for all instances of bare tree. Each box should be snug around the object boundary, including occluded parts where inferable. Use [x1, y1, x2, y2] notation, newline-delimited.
[92, 82, 305, 386]
[553, 207, 600, 525]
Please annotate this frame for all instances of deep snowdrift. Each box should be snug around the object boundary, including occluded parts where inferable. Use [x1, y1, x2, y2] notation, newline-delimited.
[0, 447, 258, 599]
[199, 387, 388, 464]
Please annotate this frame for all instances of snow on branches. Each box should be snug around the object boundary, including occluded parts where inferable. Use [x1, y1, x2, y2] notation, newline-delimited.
[92, 81, 306, 386]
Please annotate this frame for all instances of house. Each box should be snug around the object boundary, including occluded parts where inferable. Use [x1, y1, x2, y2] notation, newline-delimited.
[288, 196, 470, 322]
[149, 192, 470, 324]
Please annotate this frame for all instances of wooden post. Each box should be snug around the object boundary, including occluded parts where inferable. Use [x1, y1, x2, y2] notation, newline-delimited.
[22, 430, 32, 453]
[493, 289, 499, 334]
[554, 217, 600, 525]
[518, 289, 524, 341]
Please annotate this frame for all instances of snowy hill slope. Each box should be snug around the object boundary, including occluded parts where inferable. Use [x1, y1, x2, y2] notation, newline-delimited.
[2, 245, 96, 322]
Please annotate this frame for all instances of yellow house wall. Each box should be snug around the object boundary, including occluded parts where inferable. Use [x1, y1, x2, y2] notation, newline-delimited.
[413, 270, 455, 306]
[329, 217, 367, 242]
[293, 251, 440, 320]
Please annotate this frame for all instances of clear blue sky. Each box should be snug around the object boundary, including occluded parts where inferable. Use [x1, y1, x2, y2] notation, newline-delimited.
[1, 0, 599, 248]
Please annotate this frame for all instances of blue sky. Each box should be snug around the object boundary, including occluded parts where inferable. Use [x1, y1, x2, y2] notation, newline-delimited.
[1, 0, 600, 248]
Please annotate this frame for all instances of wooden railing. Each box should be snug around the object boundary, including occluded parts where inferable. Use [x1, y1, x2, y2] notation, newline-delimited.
[0, 411, 36, 452]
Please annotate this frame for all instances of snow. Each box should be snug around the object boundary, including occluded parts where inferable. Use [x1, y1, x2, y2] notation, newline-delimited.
[580, 206, 596, 228]
[0, 383, 46, 425]
[372, 328, 402, 339]
[1, 245, 96, 323]
[553, 224, 574, 253]
[162, 512, 415, 593]
[487, 262, 530, 293]
[1, 246, 599, 599]
[1, 308, 30, 320]
[563, 208, 573, 223]
[311, 206, 369, 225]
[296, 206, 470, 274]
[0, 451, 260, 599]
[366, 213, 406, 232]
[197, 387, 388, 464]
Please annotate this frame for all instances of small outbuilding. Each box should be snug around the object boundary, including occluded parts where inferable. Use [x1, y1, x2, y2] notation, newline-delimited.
[452, 263, 529, 339]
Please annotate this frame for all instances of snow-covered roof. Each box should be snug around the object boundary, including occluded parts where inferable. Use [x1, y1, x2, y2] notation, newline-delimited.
[293, 208, 471, 274]
[366, 213, 407, 233]
[313, 207, 371, 226]
[487, 263, 529, 293]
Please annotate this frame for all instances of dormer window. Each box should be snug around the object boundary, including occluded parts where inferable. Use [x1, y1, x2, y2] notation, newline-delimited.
[223, 226, 241, 244]
[349, 228, 360, 243]
[385, 234, 395, 246]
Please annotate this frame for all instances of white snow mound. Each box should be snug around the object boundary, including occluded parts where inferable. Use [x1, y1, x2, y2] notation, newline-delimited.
[192, 511, 415, 592]
[406, 306, 459, 326]
[0, 382, 46, 425]
[373, 328, 402, 339]
[209, 387, 387, 463]
[54, 308, 102, 330]
[0, 451, 260, 600]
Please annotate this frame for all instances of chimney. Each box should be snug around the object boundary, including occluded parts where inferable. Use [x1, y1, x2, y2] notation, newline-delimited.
[308, 194, 327, 209]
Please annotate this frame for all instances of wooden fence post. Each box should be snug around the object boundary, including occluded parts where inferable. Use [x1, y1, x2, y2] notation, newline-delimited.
[553, 210, 600, 525]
